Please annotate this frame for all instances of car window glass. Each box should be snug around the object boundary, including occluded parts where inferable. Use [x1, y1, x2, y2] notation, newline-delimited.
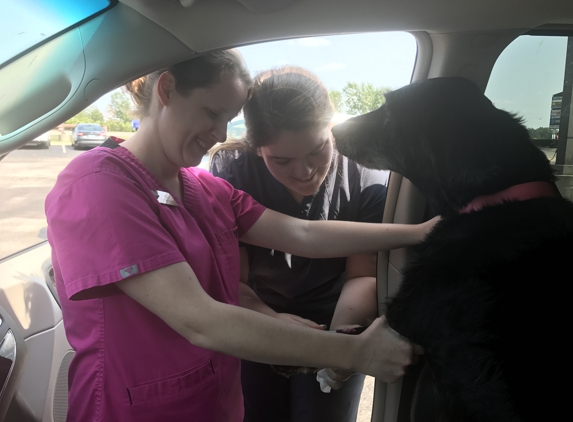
[485, 35, 573, 200]
[227, 117, 246, 139]
[0, 0, 113, 67]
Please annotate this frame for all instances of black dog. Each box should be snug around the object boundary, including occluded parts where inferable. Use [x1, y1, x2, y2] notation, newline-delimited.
[332, 77, 572, 422]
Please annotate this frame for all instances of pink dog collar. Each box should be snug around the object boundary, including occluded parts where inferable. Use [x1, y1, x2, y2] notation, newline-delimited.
[460, 181, 559, 214]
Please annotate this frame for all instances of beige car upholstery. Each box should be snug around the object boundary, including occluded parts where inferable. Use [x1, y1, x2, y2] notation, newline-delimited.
[0, 243, 72, 422]
[371, 174, 430, 422]
[0, 305, 27, 421]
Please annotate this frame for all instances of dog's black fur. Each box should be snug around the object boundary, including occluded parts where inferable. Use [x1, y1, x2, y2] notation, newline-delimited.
[332, 77, 573, 422]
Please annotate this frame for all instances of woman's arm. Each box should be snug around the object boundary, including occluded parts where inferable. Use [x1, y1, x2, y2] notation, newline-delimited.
[319, 253, 379, 390]
[240, 209, 438, 258]
[330, 253, 378, 329]
[116, 261, 413, 382]
[238, 247, 324, 329]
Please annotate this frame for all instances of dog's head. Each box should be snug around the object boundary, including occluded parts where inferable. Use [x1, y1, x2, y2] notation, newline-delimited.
[332, 77, 554, 214]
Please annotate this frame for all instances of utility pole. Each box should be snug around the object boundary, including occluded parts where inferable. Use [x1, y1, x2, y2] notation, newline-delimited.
[556, 36, 573, 165]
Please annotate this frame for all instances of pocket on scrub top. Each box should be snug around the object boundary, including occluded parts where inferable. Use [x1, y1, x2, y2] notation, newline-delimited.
[127, 360, 215, 405]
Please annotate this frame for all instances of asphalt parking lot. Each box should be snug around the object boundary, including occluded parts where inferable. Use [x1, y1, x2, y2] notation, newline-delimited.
[0, 144, 84, 258]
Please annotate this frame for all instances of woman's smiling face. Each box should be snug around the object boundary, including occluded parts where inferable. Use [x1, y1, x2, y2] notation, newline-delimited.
[258, 126, 334, 203]
[158, 73, 249, 168]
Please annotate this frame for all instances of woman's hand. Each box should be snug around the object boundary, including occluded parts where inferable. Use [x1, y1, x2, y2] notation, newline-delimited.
[417, 215, 441, 242]
[351, 316, 420, 383]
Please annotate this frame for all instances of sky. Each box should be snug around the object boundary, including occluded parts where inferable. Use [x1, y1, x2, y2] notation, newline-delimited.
[485, 35, 567, 129]
[238, 32, 417, 93]
[93, 32, 417, 117]
[93, 32, 569, 129]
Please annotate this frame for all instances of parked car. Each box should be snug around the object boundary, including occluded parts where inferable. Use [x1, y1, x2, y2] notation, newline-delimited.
[24, 131, 51, 149]
[0, 1, 572, 422]
[72, 123, 106, 149]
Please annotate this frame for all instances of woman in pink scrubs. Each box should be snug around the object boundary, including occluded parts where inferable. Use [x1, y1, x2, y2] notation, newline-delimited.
[46, 50, 436, 422]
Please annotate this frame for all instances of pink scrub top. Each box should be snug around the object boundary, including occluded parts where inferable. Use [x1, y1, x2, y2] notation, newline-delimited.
[45, 146, 265, 422]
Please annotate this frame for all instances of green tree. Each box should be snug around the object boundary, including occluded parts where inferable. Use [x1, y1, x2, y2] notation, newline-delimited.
[65, 110, 89, 125]
[65, 106, 105, 125]
[105, 90, 135, 132]
[104, 120, 133, 132]
[87, 108, 104, 124]
[527, 127, 554, 139]
[528, 127, 557, 148]
[329, 90, 344, 113]
[343, 82, 391, 115]
[108, 91, 134, 124]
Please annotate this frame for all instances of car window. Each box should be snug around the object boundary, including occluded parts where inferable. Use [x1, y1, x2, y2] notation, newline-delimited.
[227, 118, 246, 139]
[0, 0, 114, 67]
[485, 34, 573, 200]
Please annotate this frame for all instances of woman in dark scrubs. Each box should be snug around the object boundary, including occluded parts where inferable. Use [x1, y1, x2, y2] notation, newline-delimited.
[211, 66, 390, 422]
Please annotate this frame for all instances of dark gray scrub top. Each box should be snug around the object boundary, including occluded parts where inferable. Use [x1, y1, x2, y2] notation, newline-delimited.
[210, 149, 389, 322]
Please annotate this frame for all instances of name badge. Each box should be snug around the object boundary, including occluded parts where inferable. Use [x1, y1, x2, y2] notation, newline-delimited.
[152, 190, 178, 206]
